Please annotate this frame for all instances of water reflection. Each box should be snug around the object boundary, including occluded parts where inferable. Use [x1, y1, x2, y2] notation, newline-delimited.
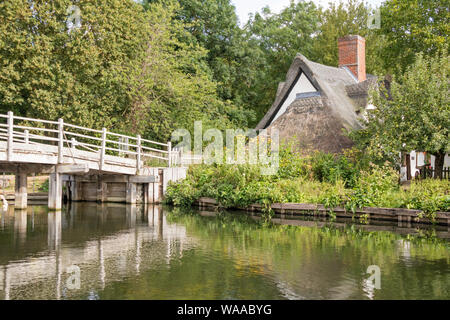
[0, 204, 191, 300]
[0, 204, 448, 300]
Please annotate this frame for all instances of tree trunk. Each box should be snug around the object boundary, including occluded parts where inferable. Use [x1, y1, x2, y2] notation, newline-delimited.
[406, 154, 411, 180]
[434, 152, 445, 179]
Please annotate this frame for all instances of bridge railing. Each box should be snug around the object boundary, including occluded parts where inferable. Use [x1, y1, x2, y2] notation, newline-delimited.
[0, 111, 175, 170]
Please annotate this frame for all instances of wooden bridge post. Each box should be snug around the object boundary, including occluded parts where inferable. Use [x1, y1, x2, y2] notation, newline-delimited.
[136, 134, 141, 175]
[7, 111, 13, 161]
[58, 118, 64, 164]
[168, 141, 172, 167]
[100, 128, 106, 171]
[97, 175, 107, 203]
[70, 175, 83, 201]
[48, 172, 63, 210]
[126, 182, 137, 204]
[14, 170, 27, 209]
[24, 130, 29, 144]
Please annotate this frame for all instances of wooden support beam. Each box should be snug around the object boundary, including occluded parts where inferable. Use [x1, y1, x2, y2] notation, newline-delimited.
[136, 134, 141, 175]
[14, 172, 27, 209]
[58, 118, 64, 164]
[0, 164, 54, 174]
[96, 176, 107, 203]
[56, 164, 89, 174]
[126, 182, 137, 204]
[129, 175, 157, 183]
[100, 128, 106, 171]
[48, 172, 63, 210]
[7, 111, 13, 161]
[70, 176, 83, 201]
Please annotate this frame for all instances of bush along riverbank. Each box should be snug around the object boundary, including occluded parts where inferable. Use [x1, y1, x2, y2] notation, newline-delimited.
[165, 147, 450, 224]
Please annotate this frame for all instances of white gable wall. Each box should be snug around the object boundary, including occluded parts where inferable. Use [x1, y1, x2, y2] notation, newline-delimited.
[270, 72, 316, 125]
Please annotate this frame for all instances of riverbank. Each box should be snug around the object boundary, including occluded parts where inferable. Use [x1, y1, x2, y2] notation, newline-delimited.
[195, 197, 450, 226]
[164, 149, 450, 224]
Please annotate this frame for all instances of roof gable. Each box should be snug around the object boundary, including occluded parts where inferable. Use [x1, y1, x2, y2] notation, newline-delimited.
[256, 54, 363, 130]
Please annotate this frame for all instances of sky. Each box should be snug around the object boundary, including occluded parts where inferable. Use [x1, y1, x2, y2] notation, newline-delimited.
[231, 0, 385, 25]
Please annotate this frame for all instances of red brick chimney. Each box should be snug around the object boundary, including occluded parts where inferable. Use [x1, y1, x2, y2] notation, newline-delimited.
[338, 35, 366, 82]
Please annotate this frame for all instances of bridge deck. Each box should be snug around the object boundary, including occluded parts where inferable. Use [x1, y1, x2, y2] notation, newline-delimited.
[0, 140, 138, 175]
[0, 111, 186, 210]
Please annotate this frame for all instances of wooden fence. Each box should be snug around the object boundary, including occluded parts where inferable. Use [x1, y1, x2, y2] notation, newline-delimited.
[418, 167, 450, 180]
[0, 111, 176, 169]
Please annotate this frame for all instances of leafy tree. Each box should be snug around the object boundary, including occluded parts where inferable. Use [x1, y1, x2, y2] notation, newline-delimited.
[353, 51, 449, 178]
[0, 0, 242, 142]
[0, 0, 148, 129]
[310, 0, 385, 75]
[142, 0, 257, 127]
[125, 2, 238, 140]
[145, 0, 322, 125]
[245, 0, 319, 120]
[377, 0, 449, 76]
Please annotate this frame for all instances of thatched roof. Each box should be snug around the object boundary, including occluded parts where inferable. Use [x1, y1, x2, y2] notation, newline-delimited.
[256, 54, 376, 154]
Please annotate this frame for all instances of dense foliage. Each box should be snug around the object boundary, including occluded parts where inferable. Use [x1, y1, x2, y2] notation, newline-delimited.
[310, 0, 385, 75]
[0, 0, 249, 141]
[165, 146, 450, 217]
[143, 0, 448, 125]
[352, 50, 449, 177]
[2, 0, 446, 132]
[1, 1, 448, 218]
[377, 0, 449, 76]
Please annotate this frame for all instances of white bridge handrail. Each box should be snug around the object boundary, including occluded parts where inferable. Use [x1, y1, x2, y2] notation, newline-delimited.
[0, 111, 177, 171]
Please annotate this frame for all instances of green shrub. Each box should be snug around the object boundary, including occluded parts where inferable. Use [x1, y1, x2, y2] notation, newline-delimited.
[402, 179, 450, 215]
[39, 178, 49, 192]
[165, 146, 449, 216]
[350, 163, 399, 207]
[310, 152, 359, 188]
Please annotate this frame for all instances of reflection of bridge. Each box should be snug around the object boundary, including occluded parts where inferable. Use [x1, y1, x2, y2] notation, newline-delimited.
[0, 112, 186, 209]
[0, 204, 191, 300]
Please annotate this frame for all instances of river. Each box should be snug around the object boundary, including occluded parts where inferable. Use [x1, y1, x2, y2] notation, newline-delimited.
[0, 203, 448, 300]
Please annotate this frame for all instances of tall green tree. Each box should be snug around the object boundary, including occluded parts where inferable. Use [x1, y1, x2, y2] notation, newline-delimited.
[311, 0, 385, 75]
[142, 0, 257, 127]
[0, 0, 148, 129]
[377, 0, 449, 76]
[353, 50, 449, 177]
[127, 2, 243, 140]
[0, 0, 241, 141]
[245, 0, 319, 120]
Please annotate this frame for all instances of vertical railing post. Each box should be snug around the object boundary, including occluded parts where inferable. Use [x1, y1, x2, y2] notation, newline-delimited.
[58, 118, 64, 164]
[24, 129, 29, 144]
[7, 111, 13, 161]
[168, 141, 172, 167]
[136, 135, 142, 174]
[100, 128, 107, 171]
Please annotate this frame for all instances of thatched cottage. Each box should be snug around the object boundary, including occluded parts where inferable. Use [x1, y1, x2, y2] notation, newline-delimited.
[256, 35, 450, 180]
[256, 35, 374, 154]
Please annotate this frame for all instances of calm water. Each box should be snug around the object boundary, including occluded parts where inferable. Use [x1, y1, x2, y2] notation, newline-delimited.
[0, 203, 448, 300]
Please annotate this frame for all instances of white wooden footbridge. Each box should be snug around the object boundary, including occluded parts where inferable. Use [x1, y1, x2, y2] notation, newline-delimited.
[0, 111, 186, 210]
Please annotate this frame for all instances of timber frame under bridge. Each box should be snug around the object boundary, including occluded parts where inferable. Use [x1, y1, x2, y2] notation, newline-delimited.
[0, 111, 186, 210]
